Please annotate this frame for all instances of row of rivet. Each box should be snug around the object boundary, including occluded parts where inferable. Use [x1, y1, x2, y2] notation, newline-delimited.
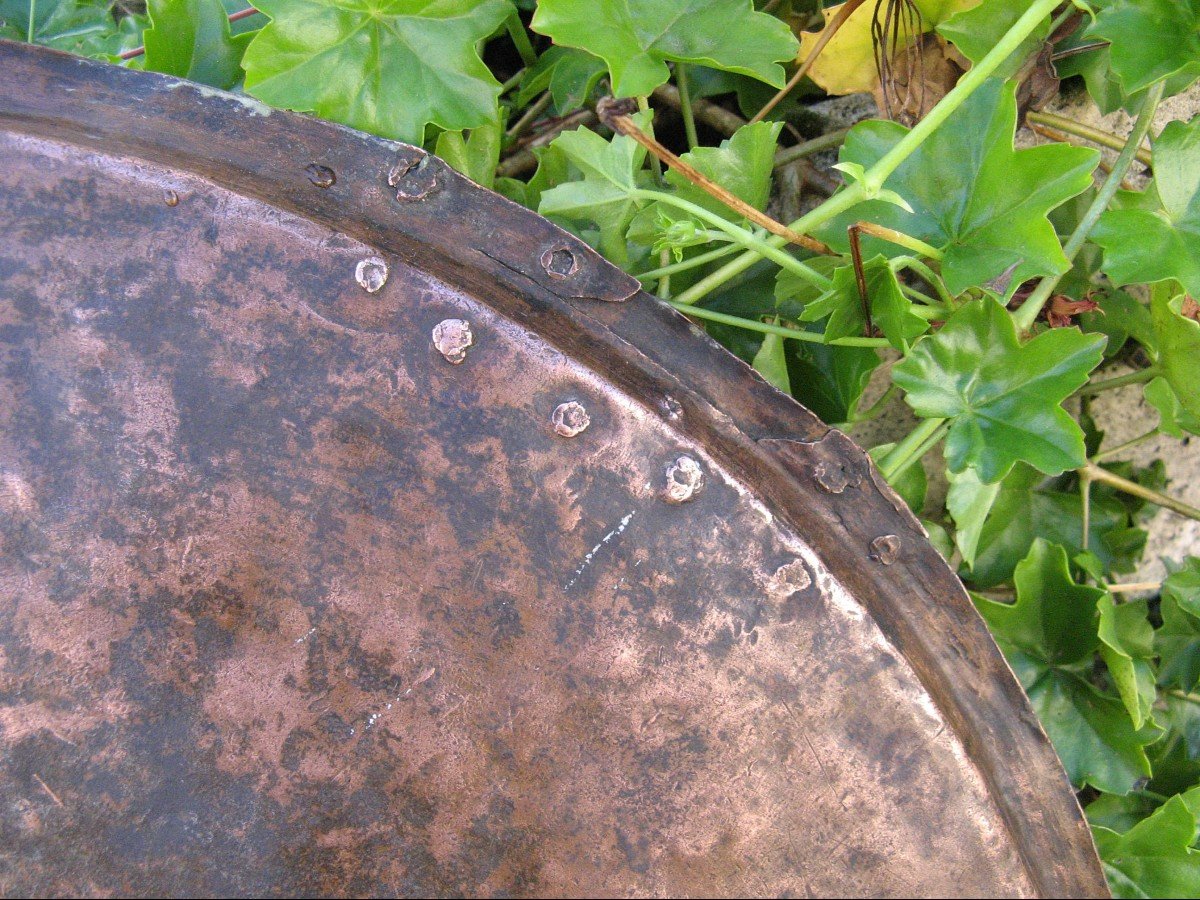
[319, 158, 894, 555]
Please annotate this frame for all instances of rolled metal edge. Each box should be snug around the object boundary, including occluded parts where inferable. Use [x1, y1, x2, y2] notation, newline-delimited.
[0, 40, 1108, 898]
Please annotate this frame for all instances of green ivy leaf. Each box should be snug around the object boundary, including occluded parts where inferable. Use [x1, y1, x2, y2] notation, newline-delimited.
[1092, 795, 1200, 899]
[800, 256, 928, 352]
[817, 79, 1099, 295]
[975, 540, 1159, 794]
[1151, 698, 1200, 798]
[1158, 558, 1200, 692]
[517, 45, 607, 114]
[1079, 289, 1157, 358]
[530, 0, 798, 98]
[786, 337, 879, 426]
[1087, 0, 1200, 95]
[538, 110, 653, 265]
[1086, 791, 1162, 836]
[967, 464, 1144, 588]
[893, 298, 1105, 483]
[1152, 287, 1200, 419]
[937, 0, 1052, 80]
[751, 326, 790, 394]
[241, 0, 512, 144]
[1098, 595, 1157, 729]
[143, 0, 251, 89]
[946, 465, 1002, 569]
[1146, 377, 1200, 438]
[2, 0, 143, 56]
[435, 117, 505, 190]
[1055, 31, 1200, 116]
[1094, 116, 1200, 298]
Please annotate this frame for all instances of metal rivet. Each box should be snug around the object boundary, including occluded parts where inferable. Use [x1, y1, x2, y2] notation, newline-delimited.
[163, 189, 179, 207]
[663, 455, 703, 504]
[814, 461, 853, 494]
[355, 257, 389, 293]
[306, 163, 336, 188]
[432, 318, 473, 364]
[389, 148, 438, 201]
[869, 534, 901, 565]
[552, 401, 590, 437]
[540, 246, 578, 279]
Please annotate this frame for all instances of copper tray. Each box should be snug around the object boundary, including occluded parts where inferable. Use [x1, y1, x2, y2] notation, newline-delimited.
[0, 41, 1106, 897]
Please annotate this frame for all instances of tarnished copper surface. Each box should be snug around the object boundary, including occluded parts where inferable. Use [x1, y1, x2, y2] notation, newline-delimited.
[0, 42, 1107, 898]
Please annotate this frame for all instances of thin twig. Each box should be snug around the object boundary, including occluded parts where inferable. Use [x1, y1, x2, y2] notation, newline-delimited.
[750, 0, 869, 124]
[1027, 110, 1153, 168]
[675, 63, 699, 150]
[1081, 462, 1200, 522]
[1092, 428, 1160, 463]
[1078, 367, 1159, 397]
[1051, 41, 1110, 63]
[774, 128, 851, 168]
[599, 98, 833, 255]
[1107, 581, 1161, 594]
[667, 302, 889, 347]
[496, 110, 596, 178]
[848, 224, 872, 335]
[506, 91, 552, 142]
[855, 220, 943, 259]
[651, 83, 745, 137]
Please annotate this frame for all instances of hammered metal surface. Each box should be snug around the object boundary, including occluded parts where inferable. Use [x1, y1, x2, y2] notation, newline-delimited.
[0, 42, 1107, 898]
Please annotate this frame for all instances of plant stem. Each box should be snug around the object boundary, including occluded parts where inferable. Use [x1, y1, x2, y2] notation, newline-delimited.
[878, 417, 948, 481]
[852, 383, 899, 423]
[891, 256, 954, 305]
[854, 221, 944, 260]
[605, 104, 832, 254]
[1080, 468, 1092, 550]
[656, 248, 671, 299]
[1078, 366, 1159, 397]
[667, 303, 889, 347]
[652, 83, 745, 137]
[675, 0, 1064, 307]
[632, 190, 832, 290]
[505, 12, 538, 68]
[1108, 581, 1162, 594]
[1092, 428, 1160, 463]
[906, 301, 948, 320]
[635, 242, 743, 282]
[887, 422, 950, 484]
[750, 0, 868, 124]
[496, 110, 596, 178]
[499, 68, 527, 95]
[1026, 110, 1153, 167]
[635, 97, 664, 182]
[675, 63, 699, 150]
[773, 128, 851, 169]
[1081, 462, 1200, 522]
[1014, 81, 1165, 332]
[506, 92, 552, 142]
[27, 0, 35, 43]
